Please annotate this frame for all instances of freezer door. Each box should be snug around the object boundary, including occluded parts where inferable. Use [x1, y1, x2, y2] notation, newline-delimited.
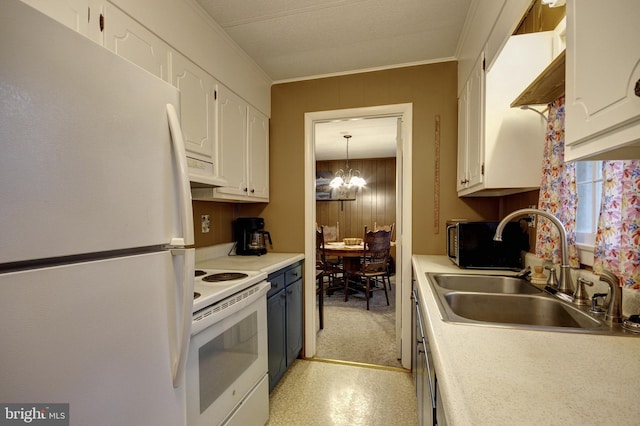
[0, 1, 193, 264]
[0, 250, 193, 426]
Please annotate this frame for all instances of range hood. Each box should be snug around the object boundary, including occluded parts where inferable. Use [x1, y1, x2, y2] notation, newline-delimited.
[189, 175, 228, 187]
[187, 156, 228, 187]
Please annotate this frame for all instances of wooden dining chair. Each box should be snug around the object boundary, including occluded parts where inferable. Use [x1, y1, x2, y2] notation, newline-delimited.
[316, 226, 345, 311]
[373, 222, 395, 290]
[318, 221, 342, 268]
[349, 225, 393, 310]
[321, 222, 339, 242]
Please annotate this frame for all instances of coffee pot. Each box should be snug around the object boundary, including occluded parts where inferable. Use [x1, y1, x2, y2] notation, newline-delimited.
[234, 217, 272, 256]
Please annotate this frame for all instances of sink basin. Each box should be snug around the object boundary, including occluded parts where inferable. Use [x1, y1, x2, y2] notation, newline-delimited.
[430, 273, 541, 294]
[443, 293, 602, 330]
[424, 272, 624, 334]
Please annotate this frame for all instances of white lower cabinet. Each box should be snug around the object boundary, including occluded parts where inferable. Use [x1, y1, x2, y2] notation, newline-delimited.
[564, 0, 640, 161]
[413, 287, 445, 425]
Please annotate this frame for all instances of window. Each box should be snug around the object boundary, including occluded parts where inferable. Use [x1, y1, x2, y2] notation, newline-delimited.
[575, 161, 603, 265]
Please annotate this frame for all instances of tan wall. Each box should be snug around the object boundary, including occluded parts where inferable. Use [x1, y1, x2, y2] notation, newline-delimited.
[192, 201, 240, 247]
[262, 62, 502, 255]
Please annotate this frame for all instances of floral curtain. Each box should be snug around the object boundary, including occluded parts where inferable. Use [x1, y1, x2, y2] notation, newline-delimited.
[535, 96, 580, 267]
[593, 161, 640, 289]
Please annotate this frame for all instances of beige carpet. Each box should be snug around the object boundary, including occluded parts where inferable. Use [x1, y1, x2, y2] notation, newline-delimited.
[315, 276, 401, 368]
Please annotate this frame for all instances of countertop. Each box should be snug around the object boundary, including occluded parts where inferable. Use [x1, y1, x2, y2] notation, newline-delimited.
[196, 251, 304, 276]
[412, 255, 640, 426]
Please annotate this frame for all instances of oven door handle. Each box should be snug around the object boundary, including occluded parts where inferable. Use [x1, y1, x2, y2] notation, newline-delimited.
[172, 248, 194, 389]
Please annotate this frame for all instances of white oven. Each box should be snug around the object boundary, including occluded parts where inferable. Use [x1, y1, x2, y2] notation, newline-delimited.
[187, 269, 270, 426]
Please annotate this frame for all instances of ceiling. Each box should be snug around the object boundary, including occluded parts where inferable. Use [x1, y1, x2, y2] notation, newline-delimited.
[194, 0, 472, 83]
[314, 117, 398, 160]
[194, 0, 472, 159]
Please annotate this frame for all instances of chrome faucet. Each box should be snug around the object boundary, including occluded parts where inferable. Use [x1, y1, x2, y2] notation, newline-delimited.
[599, 269, 623, 324]
[494, 208, 574, 295]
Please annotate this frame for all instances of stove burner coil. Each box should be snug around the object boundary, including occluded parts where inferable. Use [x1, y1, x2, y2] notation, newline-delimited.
[194, 270, 207, 277]
[202, 272, 249, 282]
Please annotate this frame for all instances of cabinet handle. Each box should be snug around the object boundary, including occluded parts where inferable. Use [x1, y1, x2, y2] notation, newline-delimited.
[251, 189, 255, 193]
[243, 187, 248, 192]
[99, 13, 104, 32]
[635, 79, 640, 97]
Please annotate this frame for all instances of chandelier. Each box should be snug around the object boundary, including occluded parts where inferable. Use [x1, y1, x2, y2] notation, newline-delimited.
[329, 134, 366, 189]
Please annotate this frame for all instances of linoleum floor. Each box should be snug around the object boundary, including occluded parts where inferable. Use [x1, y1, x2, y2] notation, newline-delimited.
[266, 359, 417, 426]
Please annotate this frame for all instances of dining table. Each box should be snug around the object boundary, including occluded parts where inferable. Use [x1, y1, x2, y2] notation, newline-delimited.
[323, 240, 396, 272]
[323, 240, 395, 296]
[322, 241, 367, 273]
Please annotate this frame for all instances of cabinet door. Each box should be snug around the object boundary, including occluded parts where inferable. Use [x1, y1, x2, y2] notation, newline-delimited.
[285, 279, 303, 368]
[247, 106, 269, 200]
[103, 4, 170, 82]
[457, 54, 485, 194]
[466, 55, 484, 189]
[267, 290, 286, 392]
[170, 52, 218, 163]
[456, 87, 469, 191]
[435, 376, 447, 426]
[216, 85, 249, 196]
[565, 0, 640, 160]
[21, 0, 103, 43]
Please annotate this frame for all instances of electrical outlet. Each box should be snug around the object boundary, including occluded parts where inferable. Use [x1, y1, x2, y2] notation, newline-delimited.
[201, 215, 210, 233]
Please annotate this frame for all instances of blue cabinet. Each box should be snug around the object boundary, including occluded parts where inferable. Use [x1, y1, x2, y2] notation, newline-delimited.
[267, 261, 303, 392]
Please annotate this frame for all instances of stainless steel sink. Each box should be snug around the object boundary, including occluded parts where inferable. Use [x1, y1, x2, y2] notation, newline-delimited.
[430, 273, 541, 294]
[425, 272, 630, 335]
[443, 292, 602, 329]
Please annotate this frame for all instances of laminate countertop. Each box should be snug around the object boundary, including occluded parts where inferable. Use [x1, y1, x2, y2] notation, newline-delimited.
[196, 252, 304, 275]
[412, 255, 640, 426]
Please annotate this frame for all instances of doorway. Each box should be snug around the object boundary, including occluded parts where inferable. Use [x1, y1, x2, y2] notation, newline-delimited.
[303, 104, 413, 369]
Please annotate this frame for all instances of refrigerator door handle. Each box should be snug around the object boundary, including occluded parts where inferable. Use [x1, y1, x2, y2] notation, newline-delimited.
[166, 104, 194, 247]
[172, 248, 194, 389]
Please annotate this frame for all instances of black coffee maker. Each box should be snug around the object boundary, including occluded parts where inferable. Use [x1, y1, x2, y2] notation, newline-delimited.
[234, 217, 272, 256]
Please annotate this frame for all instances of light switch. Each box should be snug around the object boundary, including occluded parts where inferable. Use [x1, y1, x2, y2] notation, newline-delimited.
[201, 215, 210, 233]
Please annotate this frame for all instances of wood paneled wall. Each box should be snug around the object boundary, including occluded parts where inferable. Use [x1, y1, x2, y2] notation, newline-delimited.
[316, 158, 396, 240]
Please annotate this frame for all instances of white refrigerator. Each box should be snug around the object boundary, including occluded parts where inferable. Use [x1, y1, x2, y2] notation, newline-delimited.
[0, 2, 194, 425]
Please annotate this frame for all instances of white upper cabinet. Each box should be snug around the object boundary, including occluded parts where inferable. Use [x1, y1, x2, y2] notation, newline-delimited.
[21, 0, 103, 44]
[193, 85, 269, 202]
[21, 0, 272, 200]
[247, 106, 269, 200]
[457, 53, 485, 193]
[102, 4, 170, 82]
[458, 32, 553, 197]
[565, 0, 640, 160]
[215, 85, 248, 198]
[171, 51, 223, 186]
